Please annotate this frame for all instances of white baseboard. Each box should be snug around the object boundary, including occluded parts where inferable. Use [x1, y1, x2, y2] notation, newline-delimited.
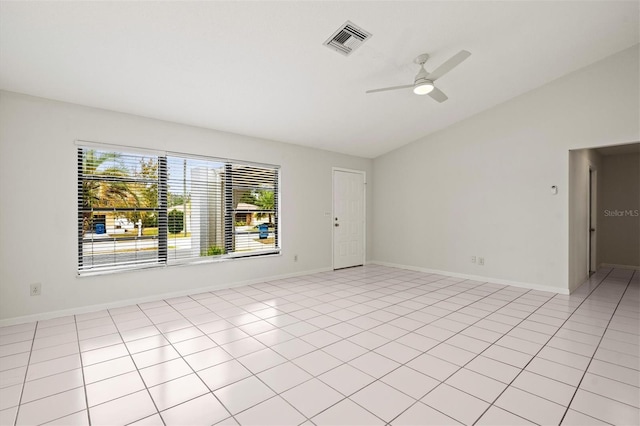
[369, 260, 570, 295]
[0, 267, 332, 327]
[598, 263, 640, 271]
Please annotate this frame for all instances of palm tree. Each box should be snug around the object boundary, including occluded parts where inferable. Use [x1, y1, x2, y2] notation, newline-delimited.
[253, 189, 275, 225]
[81, 149, 139, 233]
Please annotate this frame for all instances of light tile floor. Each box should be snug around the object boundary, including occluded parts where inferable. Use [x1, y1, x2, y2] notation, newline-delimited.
[0, 265, 638, 425]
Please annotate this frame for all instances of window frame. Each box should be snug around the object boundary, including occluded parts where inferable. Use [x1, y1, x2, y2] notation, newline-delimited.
[77, 141, 281, 276]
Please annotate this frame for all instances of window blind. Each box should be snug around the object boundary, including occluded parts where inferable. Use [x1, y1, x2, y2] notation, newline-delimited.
[77, 145, 280, 275]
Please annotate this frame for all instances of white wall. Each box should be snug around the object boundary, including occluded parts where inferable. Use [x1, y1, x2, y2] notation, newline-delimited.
[568, 148, 601, 291]
[372, 45, 639, 293]
[0, 91, 373, 323]
[598, 152, 640, 267]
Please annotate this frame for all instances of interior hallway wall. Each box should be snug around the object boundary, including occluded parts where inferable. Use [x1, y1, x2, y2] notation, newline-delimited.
[372, 45, 639, 293]
[568, 148, 601, 291]
[598, 152, 640, 267]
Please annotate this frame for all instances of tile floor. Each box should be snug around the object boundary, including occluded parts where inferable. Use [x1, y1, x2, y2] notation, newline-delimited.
[0, 265, 638, 425]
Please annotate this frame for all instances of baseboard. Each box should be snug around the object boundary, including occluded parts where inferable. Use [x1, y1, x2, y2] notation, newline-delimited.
[598, 263, 640, 271]
[0, 267, 332, 327]
[369, 260, 570, 295]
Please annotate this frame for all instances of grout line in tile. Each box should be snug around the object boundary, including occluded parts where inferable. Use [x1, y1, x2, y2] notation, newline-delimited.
[135, 300, 242, 424]
[11, 321, 38, 425]
[398, 271, 619, 425]
[105, 308, 166, 426]
[559, 270, 637, 424]
[474, 269, 618, 425]
[2, 266, 638, 426]
[71, 313, 91, 426]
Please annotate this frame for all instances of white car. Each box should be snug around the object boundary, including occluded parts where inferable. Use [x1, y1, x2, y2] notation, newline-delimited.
[114, 218, 135, 231]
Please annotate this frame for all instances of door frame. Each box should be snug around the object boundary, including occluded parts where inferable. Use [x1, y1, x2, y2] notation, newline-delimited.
[588, 167, 597, 274]
[332, 167, 366, 270]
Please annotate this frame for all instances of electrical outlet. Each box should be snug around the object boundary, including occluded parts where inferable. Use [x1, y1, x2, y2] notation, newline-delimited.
[294, 254, 298, 262]
[478, 257, 485, 266]
[471, 256, 476, 264]
[30, 283, 41, 296]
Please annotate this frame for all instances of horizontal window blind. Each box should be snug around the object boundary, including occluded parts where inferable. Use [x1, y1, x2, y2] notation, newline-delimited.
[166, 156, 225, 261]
[78, 148, 163, 273]
[77, 145, 280, 275]
[226, 163, 279, 256]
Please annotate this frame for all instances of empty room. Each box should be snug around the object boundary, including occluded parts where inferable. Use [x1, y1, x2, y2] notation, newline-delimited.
[0, 1, 639, 425]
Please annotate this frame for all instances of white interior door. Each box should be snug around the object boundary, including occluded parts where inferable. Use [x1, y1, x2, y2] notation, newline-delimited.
[333, 169, 365, 269]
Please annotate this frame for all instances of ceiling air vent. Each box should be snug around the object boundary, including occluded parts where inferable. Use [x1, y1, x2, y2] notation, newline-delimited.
[323, 21, 372, 56]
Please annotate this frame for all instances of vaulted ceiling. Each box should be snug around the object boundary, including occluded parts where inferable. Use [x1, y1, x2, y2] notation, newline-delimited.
[1, 1, 637, 157]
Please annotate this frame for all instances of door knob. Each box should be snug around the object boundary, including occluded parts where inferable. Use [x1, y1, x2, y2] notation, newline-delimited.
[334, 223, 340, 227]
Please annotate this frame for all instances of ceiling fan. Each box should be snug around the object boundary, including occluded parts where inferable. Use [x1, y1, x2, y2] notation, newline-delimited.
[366, 50, 471, 102]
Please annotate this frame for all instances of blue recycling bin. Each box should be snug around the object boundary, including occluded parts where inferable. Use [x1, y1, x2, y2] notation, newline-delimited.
[258, 224, 268, 239]
[95, 223, 106, 234]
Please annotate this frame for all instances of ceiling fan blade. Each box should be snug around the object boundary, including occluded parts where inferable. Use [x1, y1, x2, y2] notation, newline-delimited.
[428, 50, 471, 81]
[366, 84, 413, 94]
[428, 87, 448, 103]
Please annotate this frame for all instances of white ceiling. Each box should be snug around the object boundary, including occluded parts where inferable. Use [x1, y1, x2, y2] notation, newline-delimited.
[1, 2, 638, 158]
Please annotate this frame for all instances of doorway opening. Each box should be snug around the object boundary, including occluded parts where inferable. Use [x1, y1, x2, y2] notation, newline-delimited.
[569, 142, 640, 291]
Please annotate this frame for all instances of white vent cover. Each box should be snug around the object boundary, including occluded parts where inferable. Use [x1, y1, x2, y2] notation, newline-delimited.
[323, 21, 372, 56]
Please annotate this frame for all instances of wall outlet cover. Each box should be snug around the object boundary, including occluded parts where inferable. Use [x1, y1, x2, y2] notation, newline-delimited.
[30, 283, 42, 296]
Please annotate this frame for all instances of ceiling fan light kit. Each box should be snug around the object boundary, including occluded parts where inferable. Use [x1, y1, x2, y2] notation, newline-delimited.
[413, 80, 434, 95]
[367, 50, 471, 103]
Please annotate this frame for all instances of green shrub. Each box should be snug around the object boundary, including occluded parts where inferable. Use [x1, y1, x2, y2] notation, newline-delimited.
[168, 209, 184, 234]
[142, 213, 157, 227]
[203, 245, 225, 256]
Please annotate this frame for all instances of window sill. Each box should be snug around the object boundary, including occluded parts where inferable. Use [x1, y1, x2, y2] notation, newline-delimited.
[77, 250, 282, 278]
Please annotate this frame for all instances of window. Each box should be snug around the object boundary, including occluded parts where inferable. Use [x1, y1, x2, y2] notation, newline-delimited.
[78, 145, 280, 274]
